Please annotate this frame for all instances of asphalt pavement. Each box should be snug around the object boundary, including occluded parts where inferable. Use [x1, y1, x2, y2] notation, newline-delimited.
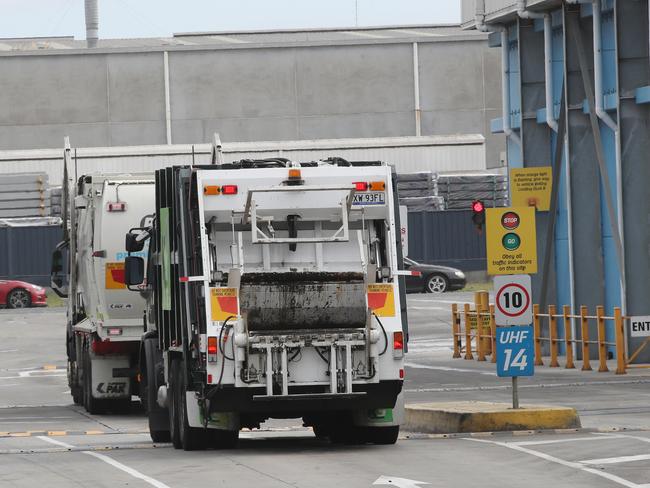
[1, 294, 649, 488]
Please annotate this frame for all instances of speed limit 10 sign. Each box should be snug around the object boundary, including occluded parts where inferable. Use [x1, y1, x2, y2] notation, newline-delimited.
[494, 274, 533, 326]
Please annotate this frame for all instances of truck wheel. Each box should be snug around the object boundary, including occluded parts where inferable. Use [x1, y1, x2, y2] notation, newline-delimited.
[143, 338, 171, 443]
[177, 360, 208, 451]
[68, 360, 83, 405]
[168, 360, 182, 449]
[83, 347, 104, 415]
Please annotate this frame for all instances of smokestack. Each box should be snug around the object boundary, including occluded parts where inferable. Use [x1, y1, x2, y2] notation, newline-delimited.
[85, 0, 99, 48]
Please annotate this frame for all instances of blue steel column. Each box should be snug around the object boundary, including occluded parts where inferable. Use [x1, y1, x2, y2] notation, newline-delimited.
[592, 0, 622, 352]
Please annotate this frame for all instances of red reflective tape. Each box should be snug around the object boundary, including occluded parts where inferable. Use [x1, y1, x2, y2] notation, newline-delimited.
[179, 277, 189, 282]
[411, 271, 422, 277]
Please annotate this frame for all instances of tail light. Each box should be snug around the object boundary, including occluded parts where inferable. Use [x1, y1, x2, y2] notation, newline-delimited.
[354, 182, 368, 191]
[107, 202, 126, 212]
[222, 185, 238, 195]
[393, 331, 404, 358]
[207, 336, 218, 362]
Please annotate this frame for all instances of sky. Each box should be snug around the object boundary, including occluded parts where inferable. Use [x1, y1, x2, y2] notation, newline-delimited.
[0, 0, 461, 39]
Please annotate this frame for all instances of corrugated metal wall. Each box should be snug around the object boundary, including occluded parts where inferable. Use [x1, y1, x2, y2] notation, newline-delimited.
[0, 136, 487, 187]
[0, 226, 62, 286]
[407, 210, 486, 271]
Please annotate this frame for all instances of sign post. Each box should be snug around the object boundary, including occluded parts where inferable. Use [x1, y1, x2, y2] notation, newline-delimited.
[496, 325, 535, 409]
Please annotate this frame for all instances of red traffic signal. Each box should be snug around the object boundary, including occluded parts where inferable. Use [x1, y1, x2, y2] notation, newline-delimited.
[471, 200, 486, 231]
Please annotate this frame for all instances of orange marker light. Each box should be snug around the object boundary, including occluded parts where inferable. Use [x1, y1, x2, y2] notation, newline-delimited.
[288, 169, 302, 179]
[369, 181, 385, 191]
[204, 185, 220, 196]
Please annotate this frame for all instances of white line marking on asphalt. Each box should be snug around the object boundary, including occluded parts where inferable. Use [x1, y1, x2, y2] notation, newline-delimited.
[37, 436, 171, 488]
[466, 438, 642, 488]
[0, 350, 18, 353]
[0, 384, 19, 387]
[594, 432, 650, 444]
[0, 421, 72, 424]
[405, 362, 496, 376]
[512, 435, 627, 446]
[580, 453, 650, 465]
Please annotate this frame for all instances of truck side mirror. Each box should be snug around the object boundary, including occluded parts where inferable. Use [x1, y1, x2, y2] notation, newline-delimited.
[51, 249, 63, 273]
[124, 256, 145, 287]
[126, 232, 145, 253]
[50, 242, 69, 298]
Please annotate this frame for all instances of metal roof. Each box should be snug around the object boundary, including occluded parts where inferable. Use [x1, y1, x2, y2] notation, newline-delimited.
[0, 25, 487, 55]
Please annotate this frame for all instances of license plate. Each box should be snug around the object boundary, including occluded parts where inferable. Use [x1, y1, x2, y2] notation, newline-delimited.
[352, 192, 386, 206]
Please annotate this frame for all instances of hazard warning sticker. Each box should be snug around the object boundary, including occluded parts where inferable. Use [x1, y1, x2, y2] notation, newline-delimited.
[210, 288, 239, 322]
[106, 262, 126, 290]
[367, 284, 395, 317]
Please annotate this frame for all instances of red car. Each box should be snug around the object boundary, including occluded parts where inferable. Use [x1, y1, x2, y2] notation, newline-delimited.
[0, 280, 48, 309]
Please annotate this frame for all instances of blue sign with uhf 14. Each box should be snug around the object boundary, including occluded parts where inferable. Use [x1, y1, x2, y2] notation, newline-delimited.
[496, 325, 535, 377]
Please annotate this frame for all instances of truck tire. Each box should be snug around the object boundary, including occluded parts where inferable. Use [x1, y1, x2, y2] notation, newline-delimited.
[143, 338, 170, 443]
[68, 360, 83, 405]
[176, 360, 208, 451]
[168, 359, 182, 449]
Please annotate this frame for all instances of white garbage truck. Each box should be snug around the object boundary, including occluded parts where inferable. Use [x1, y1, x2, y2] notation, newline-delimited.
[124, 159, 410, 449]
[52, 170, 155, 414]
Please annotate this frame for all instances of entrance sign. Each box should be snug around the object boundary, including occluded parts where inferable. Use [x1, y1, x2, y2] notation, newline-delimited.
[630, 316, 650, 337]
[494, 275, 533, 326]
[496, 325, 535, 377]
[486, 206, 538, 275]
[510, 167, 552, 211]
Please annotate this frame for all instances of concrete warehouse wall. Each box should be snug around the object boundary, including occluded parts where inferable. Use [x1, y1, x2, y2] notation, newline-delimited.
[0, 29, 504, 168]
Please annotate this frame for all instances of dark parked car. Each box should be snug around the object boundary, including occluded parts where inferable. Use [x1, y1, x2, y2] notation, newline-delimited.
[0, 280, 47, 309]
[403, 257, 466, 293]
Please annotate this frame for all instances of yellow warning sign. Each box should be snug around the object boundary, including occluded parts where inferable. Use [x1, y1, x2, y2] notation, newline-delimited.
[210, 288, 239, 322]
[510, 167, 552, 211]
[486, 207, 538, 275]
[367, 284, 396, 317]
[105, 262, 126, 289]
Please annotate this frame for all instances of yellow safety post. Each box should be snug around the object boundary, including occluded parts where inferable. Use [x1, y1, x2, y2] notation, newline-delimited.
[563, 305, 575, 369]
[549, 305, 559, 367]
[596, 306, 609, 373]
[614, 307, 626, 375]
[581, 305, 592, 371]
[533, 304, 543, 366]
[475, 293, 485, 361]
[452, 304, 461, 359]
[479, 291, 491, 355]
[490, 304, 497, 364]
[464, 303, 473, 360]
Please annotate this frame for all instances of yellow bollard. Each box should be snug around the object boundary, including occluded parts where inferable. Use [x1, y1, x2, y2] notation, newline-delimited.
[464, 303, 473, 360]
[533, 304, 543, 366]
[596, 306, 609, 373]
[563, 305, 575, 369]
[479, 291, 491, 355]
[581, 305, 592, 371]
[549, 305, 559, 367]
[475, 293, 486, 362]
[452, 303, 461, 359]
[614, 307, 626, 375]
[490, 304, 497, 363]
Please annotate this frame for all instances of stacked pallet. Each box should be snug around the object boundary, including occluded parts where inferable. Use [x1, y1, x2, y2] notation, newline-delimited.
[0, 173, 51, 218]
[396, 172, 508, 211]
[396, 172, 445, 211]
[437, 173, 508, 210]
